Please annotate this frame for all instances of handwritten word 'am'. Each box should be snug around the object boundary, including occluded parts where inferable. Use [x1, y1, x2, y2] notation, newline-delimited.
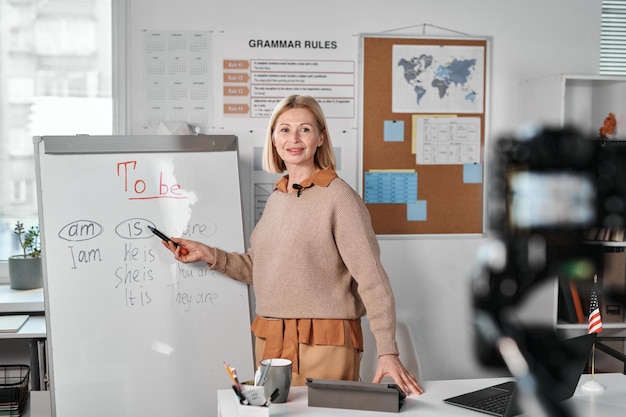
[117, 160, 187, 200]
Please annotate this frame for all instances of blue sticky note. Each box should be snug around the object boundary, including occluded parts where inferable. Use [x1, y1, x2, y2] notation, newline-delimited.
[407, 201, 427, 221]
[384, 120, 404, 142]
[463, 163, 483, 183]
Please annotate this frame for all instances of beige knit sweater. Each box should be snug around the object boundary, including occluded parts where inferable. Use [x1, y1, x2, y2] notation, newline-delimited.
[211, 171, 399, 356]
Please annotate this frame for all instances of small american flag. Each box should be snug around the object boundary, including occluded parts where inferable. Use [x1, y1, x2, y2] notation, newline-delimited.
[588, 284, 603, 334]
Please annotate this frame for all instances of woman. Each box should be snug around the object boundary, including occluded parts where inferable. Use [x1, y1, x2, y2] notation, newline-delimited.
[163, 95, 423, 395]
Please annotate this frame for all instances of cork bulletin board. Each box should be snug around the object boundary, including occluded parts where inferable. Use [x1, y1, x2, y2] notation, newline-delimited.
[360, 35, 489, 235]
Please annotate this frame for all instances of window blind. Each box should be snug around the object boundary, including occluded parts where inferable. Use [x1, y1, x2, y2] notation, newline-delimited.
[602, 0, 626, 75]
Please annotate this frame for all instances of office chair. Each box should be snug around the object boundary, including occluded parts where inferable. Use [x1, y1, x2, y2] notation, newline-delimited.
[360, 319, 421, 383]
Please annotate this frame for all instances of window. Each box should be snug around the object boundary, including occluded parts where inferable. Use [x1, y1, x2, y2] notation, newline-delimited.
[8, 127, 32, 156]
[7, 77, 34, 103]
[35, 18, 97, 55]
[9, 180, 28, 204]
[0, 0, 114, 281]
[601, 0, 626, 75]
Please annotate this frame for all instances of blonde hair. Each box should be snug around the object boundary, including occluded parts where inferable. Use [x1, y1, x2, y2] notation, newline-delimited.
[262, 95, 336, 173]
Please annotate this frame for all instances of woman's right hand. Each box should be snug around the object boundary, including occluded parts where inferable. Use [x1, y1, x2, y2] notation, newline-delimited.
[163, 238, 216, 265]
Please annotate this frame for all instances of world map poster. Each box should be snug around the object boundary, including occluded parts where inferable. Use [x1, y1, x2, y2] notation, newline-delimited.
[392, 44, 485, 113]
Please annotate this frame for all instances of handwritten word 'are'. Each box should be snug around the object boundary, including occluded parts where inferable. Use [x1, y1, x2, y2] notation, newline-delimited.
[117, 161, 187, 200]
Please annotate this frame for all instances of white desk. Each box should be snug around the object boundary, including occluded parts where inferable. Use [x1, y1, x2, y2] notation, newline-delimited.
[0, 285, 45, 313]
[217, 373, 626, 416]
[0, 285, 46, 338]
[0, 315, 46, 339]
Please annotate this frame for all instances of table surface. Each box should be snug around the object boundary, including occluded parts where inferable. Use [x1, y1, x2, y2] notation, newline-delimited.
[0, 285, 46, 339]
[0, 315, 46, 339]
[0, 285, 45, 313]
[217, 373, 626, 417]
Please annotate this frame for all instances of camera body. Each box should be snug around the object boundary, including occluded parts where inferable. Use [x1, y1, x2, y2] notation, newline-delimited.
[474, 126, 626, 365]
[490, 126, 626, 242]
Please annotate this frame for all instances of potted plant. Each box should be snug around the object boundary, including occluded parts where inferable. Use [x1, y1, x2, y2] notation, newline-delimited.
[8, 221, 43, 290]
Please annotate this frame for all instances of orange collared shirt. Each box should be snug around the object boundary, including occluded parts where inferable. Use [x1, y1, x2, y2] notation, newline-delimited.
[251, 316, 364, 373]
[274, 167, 338, 193]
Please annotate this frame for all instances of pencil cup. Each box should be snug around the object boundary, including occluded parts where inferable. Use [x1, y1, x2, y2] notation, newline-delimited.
[237, 403, 270, 417]
[240, 381, 267, 406]
[259, 358, 292, 403]
[238, 381, 270, 417]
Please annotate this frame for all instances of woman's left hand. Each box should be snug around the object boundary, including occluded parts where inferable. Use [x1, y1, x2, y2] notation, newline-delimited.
[372, 354, 424, 396]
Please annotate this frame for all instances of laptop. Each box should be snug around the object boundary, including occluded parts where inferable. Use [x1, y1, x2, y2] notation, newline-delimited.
[443, 333, 596, 416]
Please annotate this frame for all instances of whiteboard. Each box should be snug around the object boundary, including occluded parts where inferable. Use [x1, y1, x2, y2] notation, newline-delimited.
[35, 135, 253, 417]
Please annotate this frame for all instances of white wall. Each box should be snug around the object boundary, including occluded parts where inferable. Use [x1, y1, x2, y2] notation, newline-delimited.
[126, 0, 602, 380]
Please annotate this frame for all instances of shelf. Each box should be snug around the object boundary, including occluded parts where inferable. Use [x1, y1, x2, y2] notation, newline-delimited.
[585, 240, 626, 248]
[557, 322, 626, 330]
[0, 286, 44, 314]
[520, 74, 626, 136]
[0, 316, 46, 340]
[521, 74, 626, 337]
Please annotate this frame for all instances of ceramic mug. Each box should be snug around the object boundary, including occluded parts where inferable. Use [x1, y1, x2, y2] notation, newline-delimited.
[258, 358, 292, 403]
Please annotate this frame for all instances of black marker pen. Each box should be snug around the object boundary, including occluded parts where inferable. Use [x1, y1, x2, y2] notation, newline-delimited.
[147, 225, 189, 255]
